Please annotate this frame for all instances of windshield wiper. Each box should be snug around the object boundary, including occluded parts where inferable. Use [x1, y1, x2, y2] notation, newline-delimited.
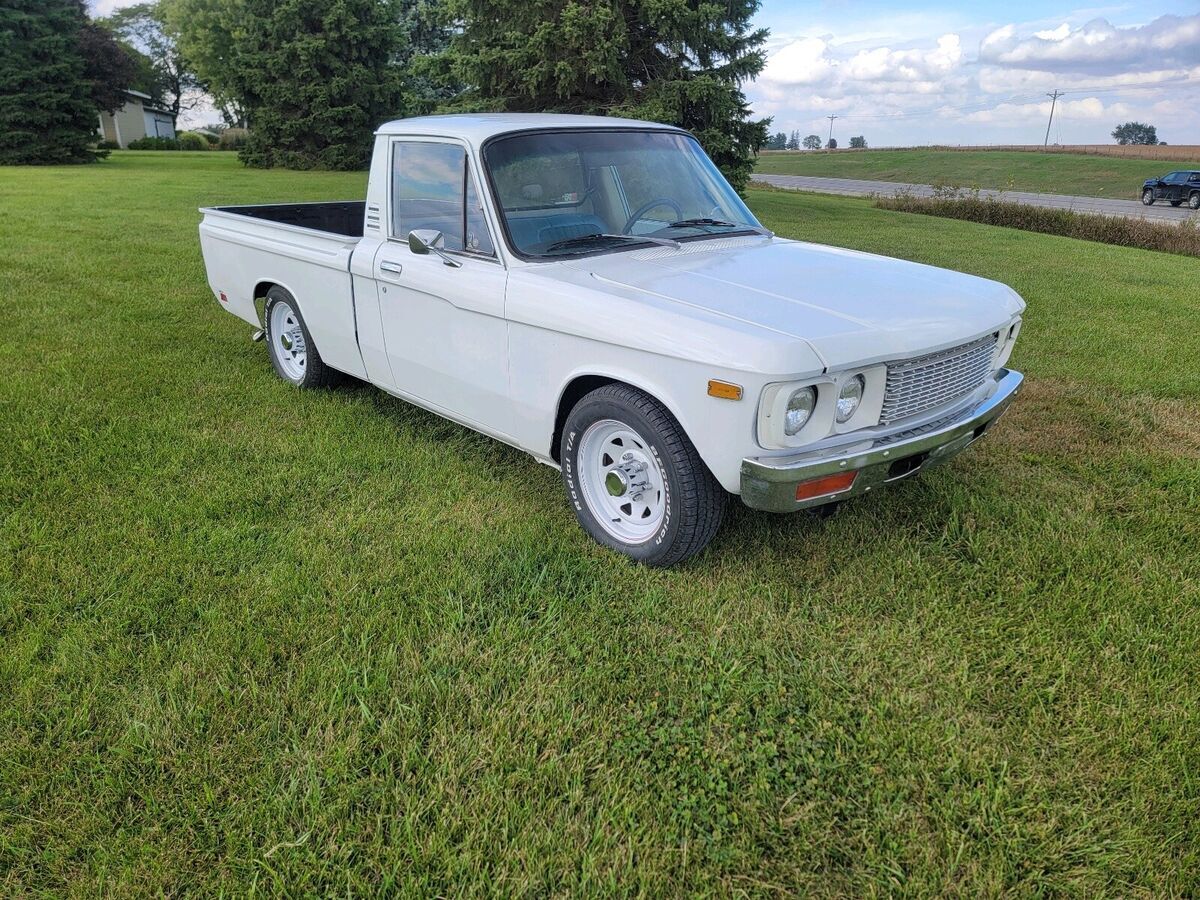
[664, 218, 773, 236]
[544, 233, 681, 253]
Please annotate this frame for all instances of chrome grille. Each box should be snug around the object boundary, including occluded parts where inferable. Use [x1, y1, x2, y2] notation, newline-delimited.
[880, 333, 999, 424]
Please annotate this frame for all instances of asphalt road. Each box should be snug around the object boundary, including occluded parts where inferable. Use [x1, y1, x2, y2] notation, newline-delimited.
[751, 173, 1200, 224]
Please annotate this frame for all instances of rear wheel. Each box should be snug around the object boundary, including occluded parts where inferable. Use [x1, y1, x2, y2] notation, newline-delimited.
[560, 384, 725, 566]
[1190, 192, 1200, 210]
[1142, 189, 1155, 205]
[263, 286, 340, 388]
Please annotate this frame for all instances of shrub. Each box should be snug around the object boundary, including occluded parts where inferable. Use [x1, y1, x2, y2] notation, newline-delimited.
[177, 132, 209, 151]
[96, 139, 120, 150]
[875, 192, 1200, 258]
[127, 136, 180, 150]
[218, 128, 249, 151]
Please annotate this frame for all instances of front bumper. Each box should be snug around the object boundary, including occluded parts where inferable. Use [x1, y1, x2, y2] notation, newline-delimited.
[739, 369, 1023, 513]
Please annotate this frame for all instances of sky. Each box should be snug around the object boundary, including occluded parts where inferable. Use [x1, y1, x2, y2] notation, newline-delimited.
[90, 0, 1200, 145]
[749, 0, 1200, 146]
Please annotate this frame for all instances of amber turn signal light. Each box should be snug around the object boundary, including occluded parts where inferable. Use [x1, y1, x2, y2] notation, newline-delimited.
[795, 470, 857, 501]
[707, 379, 743, 400]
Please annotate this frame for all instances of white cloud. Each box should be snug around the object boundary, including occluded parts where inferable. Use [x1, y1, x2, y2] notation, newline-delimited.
[1033, 23, 1071, 41]
[759, 37, 838, 86]
[979, 13, 1200, 74]
[960, 96, 1134, 124]
[844, 34, 962, 82]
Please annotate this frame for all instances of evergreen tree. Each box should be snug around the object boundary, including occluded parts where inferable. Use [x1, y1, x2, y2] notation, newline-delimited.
[437, 0, 770, 191]
[0, 0, 103, 164]
[242, 0, 407, 169]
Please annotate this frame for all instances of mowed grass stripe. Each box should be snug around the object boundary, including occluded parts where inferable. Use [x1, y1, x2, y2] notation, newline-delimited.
[755, 147, 1200, 199]
[1, 153, 1198, 895]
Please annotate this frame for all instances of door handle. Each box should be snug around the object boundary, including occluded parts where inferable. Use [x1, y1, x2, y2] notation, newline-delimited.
[379, 261, 403, 276]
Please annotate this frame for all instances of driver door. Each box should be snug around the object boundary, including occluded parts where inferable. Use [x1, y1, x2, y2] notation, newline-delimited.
[374, 138, 512, 439]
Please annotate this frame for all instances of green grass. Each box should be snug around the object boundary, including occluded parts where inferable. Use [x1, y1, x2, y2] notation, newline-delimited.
[756, 148, 1200, 199]
[2, 151, 1199, 895]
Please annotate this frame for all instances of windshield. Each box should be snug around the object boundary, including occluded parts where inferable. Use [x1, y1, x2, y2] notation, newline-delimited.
[484, 129, 762, 258]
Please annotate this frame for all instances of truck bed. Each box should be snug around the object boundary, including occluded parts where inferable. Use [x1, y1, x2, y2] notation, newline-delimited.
[199, 200, 369, 380]
[208, 201, 366, 238]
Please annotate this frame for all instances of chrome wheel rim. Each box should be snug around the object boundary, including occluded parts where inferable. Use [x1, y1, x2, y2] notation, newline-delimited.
[577, 419, 667, 544]
[1142, 190, 1153, 204]
[270, 300, 306, 381]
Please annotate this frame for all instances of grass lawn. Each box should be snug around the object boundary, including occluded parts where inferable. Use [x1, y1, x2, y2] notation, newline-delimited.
[756, 148, 1200, 199]
[2, 151, 1198, 895]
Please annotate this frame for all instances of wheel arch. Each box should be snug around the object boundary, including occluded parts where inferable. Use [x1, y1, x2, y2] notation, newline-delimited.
[252, 279, 291, 327]
[550, 371, 694, 465]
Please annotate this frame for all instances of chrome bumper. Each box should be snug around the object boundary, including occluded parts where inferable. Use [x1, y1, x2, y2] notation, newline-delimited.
[740, 369, 1023, 513]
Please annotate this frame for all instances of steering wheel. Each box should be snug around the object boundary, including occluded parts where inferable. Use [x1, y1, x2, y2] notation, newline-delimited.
[622, 198, 684, 234]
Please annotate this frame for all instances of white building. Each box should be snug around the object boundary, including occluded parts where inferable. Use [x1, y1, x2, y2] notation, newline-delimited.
[97, 90, 177, 147]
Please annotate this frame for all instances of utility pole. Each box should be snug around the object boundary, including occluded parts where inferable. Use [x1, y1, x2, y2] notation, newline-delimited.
[1043, 90, 1062, 147]
[826, 114, 838, 147]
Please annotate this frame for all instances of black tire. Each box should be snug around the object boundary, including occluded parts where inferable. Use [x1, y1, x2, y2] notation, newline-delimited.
[1190, 192, 1200, 211]
[263, 286, 341, 389]
[1142, 189, 1155, 206]
[560, 384, 726, 566]
[1170, 199, 1183, 207]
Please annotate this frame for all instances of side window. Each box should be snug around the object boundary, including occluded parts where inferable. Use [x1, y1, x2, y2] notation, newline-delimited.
[391, 141, 494, 257]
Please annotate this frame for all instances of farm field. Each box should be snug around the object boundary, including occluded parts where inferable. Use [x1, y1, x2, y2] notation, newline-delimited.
[756, 147, 1200, 199]
[2, 151, 1198, 895]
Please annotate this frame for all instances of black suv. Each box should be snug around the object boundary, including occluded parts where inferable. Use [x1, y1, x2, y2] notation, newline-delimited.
[1142, 170, 1200, 209]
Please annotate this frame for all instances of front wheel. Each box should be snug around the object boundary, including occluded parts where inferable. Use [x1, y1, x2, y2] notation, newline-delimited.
[561, 384, 726, 566]
[1142, 189, 1155, 206]
[1190, 192, 1200, 210]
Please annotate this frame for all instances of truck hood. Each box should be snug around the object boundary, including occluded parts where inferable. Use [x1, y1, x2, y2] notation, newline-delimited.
[563, 236, 1024, 370]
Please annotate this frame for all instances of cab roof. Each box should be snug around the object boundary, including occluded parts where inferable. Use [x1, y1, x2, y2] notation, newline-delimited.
[375, 113, 682, 144]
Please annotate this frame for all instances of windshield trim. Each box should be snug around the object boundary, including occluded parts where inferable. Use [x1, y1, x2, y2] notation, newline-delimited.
[480, 126, 757, 263]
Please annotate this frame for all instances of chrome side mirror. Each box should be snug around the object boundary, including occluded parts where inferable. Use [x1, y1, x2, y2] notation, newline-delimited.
[407, 229, 462, 267]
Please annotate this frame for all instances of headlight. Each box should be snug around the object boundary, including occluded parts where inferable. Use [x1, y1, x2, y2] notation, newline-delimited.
[784, 387, 816, 435]
[836, 375, 865, 423]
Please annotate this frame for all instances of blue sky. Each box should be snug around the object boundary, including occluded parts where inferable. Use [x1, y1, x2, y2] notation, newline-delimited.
[748, 0, 1200, 145]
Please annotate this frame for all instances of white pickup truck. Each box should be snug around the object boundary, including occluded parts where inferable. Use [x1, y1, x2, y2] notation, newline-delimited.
[199, 113, 1024, 566]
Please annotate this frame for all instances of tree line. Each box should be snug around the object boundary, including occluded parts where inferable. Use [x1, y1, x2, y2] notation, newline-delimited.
[764, 130, 867, 151]
[0, 0, 771, 190]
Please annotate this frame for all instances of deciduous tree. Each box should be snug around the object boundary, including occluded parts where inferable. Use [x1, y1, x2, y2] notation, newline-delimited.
[802, 134, 820, 150]
[105, 2, 201, 119]
[166, 0, 408, 168]
[1111, 121, 1158, 145]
